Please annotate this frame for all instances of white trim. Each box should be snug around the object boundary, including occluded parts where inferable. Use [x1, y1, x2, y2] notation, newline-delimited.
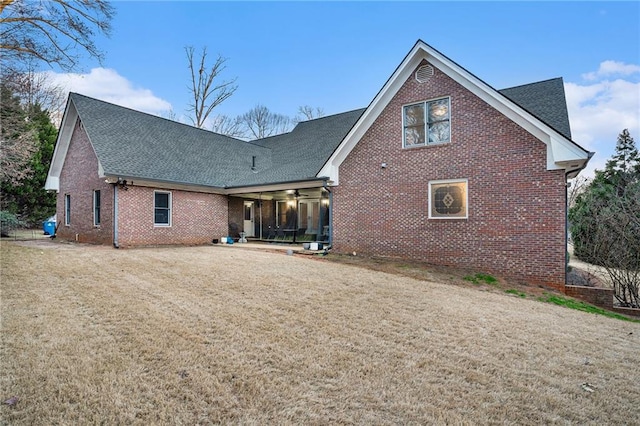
[153, 190, 172, 227]
[317, 40, 591, 184]
[428, 178, 468, 220]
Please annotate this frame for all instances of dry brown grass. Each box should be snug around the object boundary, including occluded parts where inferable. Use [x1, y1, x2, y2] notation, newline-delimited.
[1, 240, 639, 425]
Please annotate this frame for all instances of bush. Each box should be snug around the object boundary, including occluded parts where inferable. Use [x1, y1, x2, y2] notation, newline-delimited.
[0, 210, 25, 237]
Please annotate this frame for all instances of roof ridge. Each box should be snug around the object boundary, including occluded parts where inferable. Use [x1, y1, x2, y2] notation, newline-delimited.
[69, 92, 246, 143]
[296, 107, 367, 124]
[499, 77, 563, 92]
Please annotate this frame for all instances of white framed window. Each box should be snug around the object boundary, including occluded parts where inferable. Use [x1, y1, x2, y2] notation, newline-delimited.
[403, 97, 451, 147]
[64, 194, 71, 225]
[154, 191, 171, 226]
[93, 190, 101, 227]
[428, 179, 468, 219]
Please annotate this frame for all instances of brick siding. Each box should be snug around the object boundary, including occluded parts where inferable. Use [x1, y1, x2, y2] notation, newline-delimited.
[57, 118, 113, 244]
[332, 61, 567, 288]
[117, 186, 228, 247]
[57, 118, 228, 247]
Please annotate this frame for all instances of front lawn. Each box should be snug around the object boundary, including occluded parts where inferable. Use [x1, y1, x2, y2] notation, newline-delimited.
[1, 241, 638, 424]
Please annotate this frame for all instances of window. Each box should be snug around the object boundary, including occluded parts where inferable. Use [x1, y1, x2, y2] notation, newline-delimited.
[93, 190, 101, 226]
[429, 179, 468, 219]
[403, 97, 450, 147]
[154, 191, 171, 226]
[64, 194, 71, 225]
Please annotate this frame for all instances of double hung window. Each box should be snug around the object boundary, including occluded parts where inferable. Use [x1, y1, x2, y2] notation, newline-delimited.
[154, 191, 171, 226]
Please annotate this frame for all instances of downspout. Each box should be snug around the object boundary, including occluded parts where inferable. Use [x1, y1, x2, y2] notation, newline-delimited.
[323, 180, 333, 247]
[113, 184, 119, 248]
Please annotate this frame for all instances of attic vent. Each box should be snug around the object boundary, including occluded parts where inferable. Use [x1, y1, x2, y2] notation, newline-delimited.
[415, 65, 434, 83]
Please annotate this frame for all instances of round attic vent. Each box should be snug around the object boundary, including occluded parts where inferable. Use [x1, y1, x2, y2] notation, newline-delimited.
[415, 64, 434, 83]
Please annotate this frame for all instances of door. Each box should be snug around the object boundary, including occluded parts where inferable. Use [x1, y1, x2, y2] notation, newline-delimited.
[243, 201, 255, 237]
[298, 200, 320, 234]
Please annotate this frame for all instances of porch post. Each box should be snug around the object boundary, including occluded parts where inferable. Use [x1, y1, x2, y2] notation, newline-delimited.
[259, 193, 263, 240]
[328, 188, 333, 246]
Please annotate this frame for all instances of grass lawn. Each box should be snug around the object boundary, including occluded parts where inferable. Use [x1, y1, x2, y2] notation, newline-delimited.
[1, 240, 639, 424]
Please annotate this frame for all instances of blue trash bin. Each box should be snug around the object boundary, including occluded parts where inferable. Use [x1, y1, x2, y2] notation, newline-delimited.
[43, 221, 56, 235]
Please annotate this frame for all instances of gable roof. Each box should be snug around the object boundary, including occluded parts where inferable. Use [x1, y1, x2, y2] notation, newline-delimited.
[318, 40, 591, 182]
[45, 93, 363, 192]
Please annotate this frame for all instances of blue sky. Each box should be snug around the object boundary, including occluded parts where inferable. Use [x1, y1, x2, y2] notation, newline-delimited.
[45, 1, 640, 177]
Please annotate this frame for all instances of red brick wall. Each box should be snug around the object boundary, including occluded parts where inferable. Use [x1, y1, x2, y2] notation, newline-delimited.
[57, 118, 113, 244]
[57, 118, 229, 247]
[333, 61, 567, 287]
[565, 286, 613, 308]
[116, 186, 228, 247]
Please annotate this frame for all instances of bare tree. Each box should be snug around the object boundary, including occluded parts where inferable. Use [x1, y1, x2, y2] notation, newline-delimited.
[574, 181, 640, 307]
[186, 46, 237, 128]
[570, 130, 640, 308]
[0, 84, 38, 184]
[567, 175, 590, 209]
[210, 114, 246, 139]
[0, 0, 115, 73]
[295, 105, 324, 122]
[241, 104, 292, 139]
[2, 64, 66, 119]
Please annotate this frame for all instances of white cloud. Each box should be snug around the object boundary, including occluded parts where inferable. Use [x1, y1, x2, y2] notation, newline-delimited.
[581, 60, 640, 81]
[565, 62, 640, 178]
[42, 68, 172, 115]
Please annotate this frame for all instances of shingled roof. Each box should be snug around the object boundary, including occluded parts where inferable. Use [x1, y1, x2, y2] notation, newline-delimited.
[230, 108, 366, 186]
[70, 93, 270, 188]
[68, 93, 363, 188]
[499, 77, 572, 140]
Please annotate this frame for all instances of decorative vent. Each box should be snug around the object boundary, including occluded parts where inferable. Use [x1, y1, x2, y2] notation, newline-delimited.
[415, 65, 434, 83]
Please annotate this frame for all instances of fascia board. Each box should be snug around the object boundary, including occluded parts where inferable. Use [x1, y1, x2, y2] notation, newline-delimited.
[318, 44, 426, 184]
[425, 47, 590, 170]
[225, 179, 327, 195]
[101, 176, 327, 195]
[103, 175, 227, 195]
[44, 98, 77, 191]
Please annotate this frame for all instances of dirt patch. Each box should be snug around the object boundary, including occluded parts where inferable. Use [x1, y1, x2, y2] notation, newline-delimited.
[320, 252, 555, 299]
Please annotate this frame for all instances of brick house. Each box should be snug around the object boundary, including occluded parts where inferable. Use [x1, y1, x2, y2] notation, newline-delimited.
[45, 40, 591, 288]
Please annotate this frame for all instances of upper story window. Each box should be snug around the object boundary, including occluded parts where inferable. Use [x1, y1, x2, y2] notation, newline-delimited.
[403, 97, 451, 148]
[154, 191, 171, 226]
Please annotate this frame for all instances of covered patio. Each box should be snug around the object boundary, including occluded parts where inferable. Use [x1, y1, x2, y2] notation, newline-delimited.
[227, 180, 332, 245]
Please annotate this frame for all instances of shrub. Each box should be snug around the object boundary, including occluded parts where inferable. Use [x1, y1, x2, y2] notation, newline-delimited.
[0, 210, 25, 237]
